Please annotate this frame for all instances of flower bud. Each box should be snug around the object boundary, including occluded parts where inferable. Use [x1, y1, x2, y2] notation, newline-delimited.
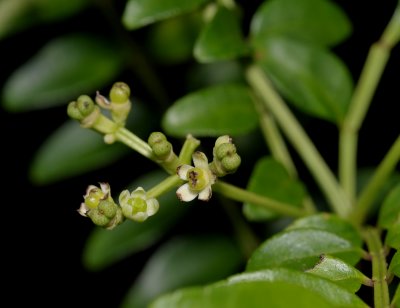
[216, 143, 237, 161]
[110, 82, 131, 104]
[148, 132, 167, 147]
[221, 154, 241, 173]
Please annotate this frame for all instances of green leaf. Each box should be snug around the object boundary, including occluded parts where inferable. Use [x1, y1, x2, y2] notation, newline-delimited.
[151, 281, 333, 308]
[29, 121, 127, 185]
[0, 0, 89, 39]
[29, 102, 153, 185]
[306, 255, 371, 293]
[392, 284, 400, 308]
[378, 184, 400, 229]
[122, 0, 209, 30]
[82, 170, 188, 271]
[243, 156, 306, 221]
[162, 83, 258, 137]
[250, 0, 352, 47]
[255, 36, 353, 123]
[246, 229, 363, 272]
[386, 222, 400, 250]
[2, 34, 123, 112]
[286, 213, 363, 247]
[389, 251, 400, 278]
[194, 6, 249, 63]
[152, 269, 368, 307]
[147, 13, 202, 64]
[121, 235, 243, 308]
[226, 268, 368, 307]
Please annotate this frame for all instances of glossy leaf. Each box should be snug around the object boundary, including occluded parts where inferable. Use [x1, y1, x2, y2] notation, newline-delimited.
[243, 156, 306, 221]
[386, 222, 400, 250]
[29, 103, 152, 185]
[378, 184, 400, 229]
[246, 229, 363, 272]
[306, 255, 371, 293]
[392, 284, 400, 308]
[162, 83, 258, 137]
[389, 251, 400, 278]
[250, 0, 352, 47]
[121, 235, 243, 308]
[286, 213, 363, 247]
[0, 0, 89, 39]
[255, 36, 353, 123]
[151, 281, 333, 308]
[227, 268, 368, 307]
[2, 34, 123, 112]
[122, 0, 209, 30]
[194, 6, 249, 63]
[82, 171, 188, 271]
[147, 13, 202, 64]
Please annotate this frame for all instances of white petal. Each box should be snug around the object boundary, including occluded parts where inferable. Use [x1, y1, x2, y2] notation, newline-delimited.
[132, 212, 148, 222]
[119, 189, 131, 206]
[77, 203, 89, 217]
[198, 186, 212, 201]
[99, 182, 110, 195]
[131, 186, 146, 198]
[192, 151, 208, 169]
[176, 183, 198, 202]
[85, 185, 98, 198]
[146, 198, 159, 216]
[177, 164, 193, 180]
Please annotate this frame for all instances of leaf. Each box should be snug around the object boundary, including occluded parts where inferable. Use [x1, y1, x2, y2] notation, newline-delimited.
[29, 102, 153, 185]
[227, 268, 368, 307]
[151, 281, 333, 308]
[122, 0, 209, 30]
[121, 235, 243, 308]
[378, 184, 400, 229]
[194, 6, 249, 63]
[246, 229, 363, 272]
[389, 251, 400, 278]
[306, 255, 371, 293]
[147, 13, 202, 64]
[2, 34, 123, 112]
[151, 268, 368, 307]
[392, 283, 400, 308]
[162, 83, 258, 137]
[286, 213, 363, 247]
[386, 222, 400, 250]
[243, 156, 306, 221]
[255, 36, 353, 123]
[82, 170, 188, 271]
[0, 0, 89, 39]
[250, 0, 352, 47]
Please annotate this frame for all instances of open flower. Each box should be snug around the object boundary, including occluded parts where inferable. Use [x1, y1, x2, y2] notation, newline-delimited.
[119, 187, 159, 222]
[78, 182, 124, 230]
[176, 151, 216, 202]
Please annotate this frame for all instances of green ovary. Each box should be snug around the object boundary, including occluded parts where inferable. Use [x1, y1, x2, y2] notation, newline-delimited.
[130, 197, 147, 214]
[187, 167, 209, 191]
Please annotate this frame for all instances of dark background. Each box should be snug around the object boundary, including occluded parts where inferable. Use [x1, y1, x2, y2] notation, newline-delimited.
[2, 1, 399, 306]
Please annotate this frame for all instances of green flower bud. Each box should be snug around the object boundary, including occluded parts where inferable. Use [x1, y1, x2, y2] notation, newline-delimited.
[215, 135, 232, 148]
[221, 154, 241, 173]
[110, 82, 131, 104]
[216, 143, 237, 161]
[77, 95, 96, 117]
[67, 101, 83, 120]
[152, 141, 172, 159]
[148, 132, 167, 147]
[87, 200, 124, 229]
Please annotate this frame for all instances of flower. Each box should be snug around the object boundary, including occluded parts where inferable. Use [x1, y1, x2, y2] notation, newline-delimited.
[176, 151, 216, 202]
[119, 187, 159, 222]
[78, 182, 124, 230]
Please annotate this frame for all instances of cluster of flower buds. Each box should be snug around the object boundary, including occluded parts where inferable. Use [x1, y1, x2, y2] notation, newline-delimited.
[78, 183, 124, 230]
[209, 135, 241, 177]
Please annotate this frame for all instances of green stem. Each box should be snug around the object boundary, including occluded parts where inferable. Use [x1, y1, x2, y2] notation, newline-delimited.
[253, 94, 297, 178]
[115, 127, 155, 159]
[147, 175, 183, 199]
[352, 135, 400, 225]
[213, 181, 310, 218]
[178, 134, 201, 165]
[339, 3, 400, 201]
[246, 65, 351, 218]
[363, 227, 390, 308]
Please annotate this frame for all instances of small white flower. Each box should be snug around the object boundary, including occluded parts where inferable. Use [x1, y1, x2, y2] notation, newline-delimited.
[78, 182, 110, 217]
[176, 151, 216, 202]
[119, 187, 159, 222]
